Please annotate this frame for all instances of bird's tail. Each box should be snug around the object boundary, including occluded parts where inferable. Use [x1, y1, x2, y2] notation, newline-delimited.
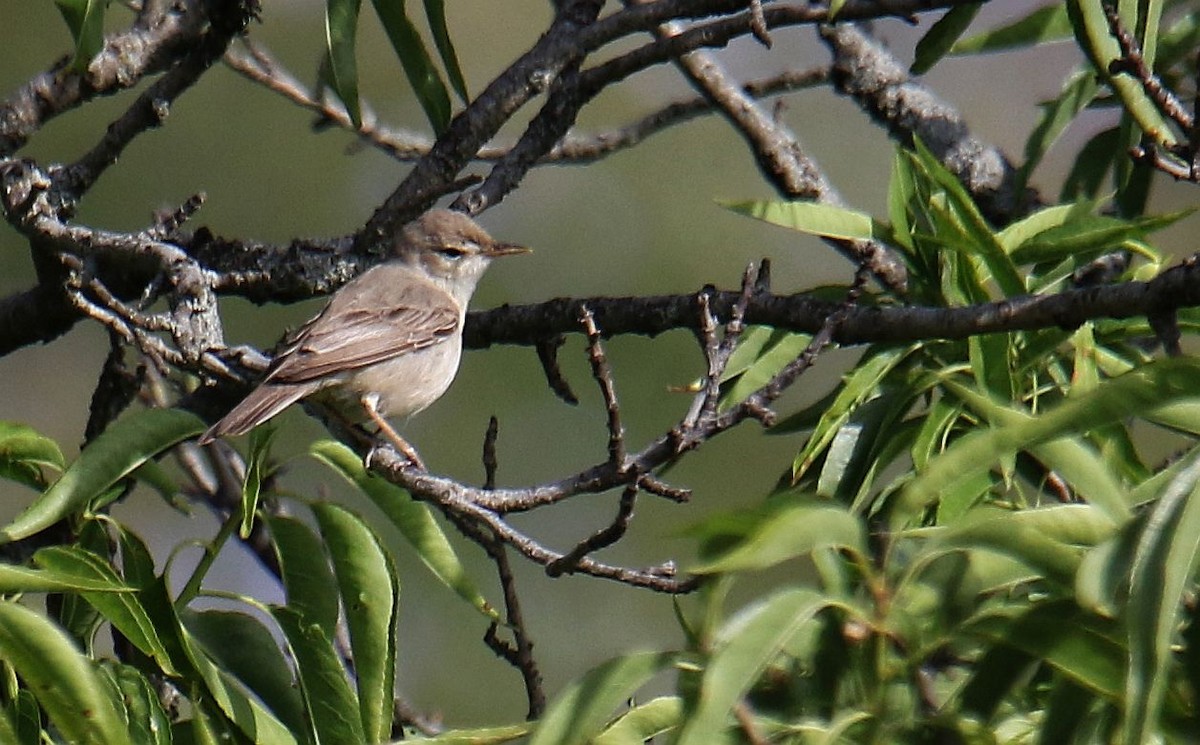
[198, 382, 315, 444]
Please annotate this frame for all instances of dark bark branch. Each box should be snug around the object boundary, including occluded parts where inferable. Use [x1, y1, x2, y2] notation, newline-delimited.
[819, 23, 1037, 224]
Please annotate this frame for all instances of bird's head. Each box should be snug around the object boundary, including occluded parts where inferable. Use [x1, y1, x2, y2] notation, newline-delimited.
[394, 210, 529, 300]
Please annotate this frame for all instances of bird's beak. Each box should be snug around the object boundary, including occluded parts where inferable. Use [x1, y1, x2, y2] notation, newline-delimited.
[483, 241, 532, 258]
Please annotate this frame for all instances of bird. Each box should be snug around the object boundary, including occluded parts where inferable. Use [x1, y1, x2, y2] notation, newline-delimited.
[197, 209, 530, 467]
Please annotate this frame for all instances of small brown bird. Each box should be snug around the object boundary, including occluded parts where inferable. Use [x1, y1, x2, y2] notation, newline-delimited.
[198, 209, 530, 466]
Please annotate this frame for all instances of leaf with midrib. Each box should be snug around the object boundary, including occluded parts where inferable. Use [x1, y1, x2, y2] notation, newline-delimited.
[0, 409, 204, 544]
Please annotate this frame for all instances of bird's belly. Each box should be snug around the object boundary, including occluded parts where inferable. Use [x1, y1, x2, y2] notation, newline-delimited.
[338, 341, 463, 420]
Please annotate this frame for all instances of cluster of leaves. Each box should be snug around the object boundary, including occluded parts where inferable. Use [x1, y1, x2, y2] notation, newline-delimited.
[0, 410, 512, 743]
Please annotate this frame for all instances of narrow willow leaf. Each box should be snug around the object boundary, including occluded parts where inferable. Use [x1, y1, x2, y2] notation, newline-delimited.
[1014, 70, 1098, 194]
[1011, 209, 1194, 264]
[909, 140, 1026, 297]
[404, 724, 531, 743]
[182, 609, 308, 737]
[55, 0, 106, 72]
[995, 200, 1093, 254]
[594, 696, 682, 744]
[266, 515, 339, 633]
[1123, 450, 1200, 743]
[689, 499, 866, 574]
[722, 199, 881, 242]
[793, 346, 914, 481]
[965, 601, 1125, 700]
[676, 589, 829, 745]
[1066, 0, 1177, 149]
[1061, 127, 1120, 201]
[0, 409, 204, 543]
[312, 503, 398, 742]
[896, 360, 1200, 526]
[911, 3, 982, 74]
[927, 505, 1117, 587]
[325, 0, 363, 127]
[241, 425, 277, 538]
[0, 602, 127, 745]
[0, 421, 65, 490]
[950, 3, 1073, 53]
[35, 546, 179, 676]
[720, 330, 812, 410]
[370, 0, 452, 134]
[529, 651, 677, 745]
[423, 0, 468, 101]
[311, 440, 496, 618]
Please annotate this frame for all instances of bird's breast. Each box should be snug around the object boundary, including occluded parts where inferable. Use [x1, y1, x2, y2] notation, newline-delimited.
[339, 338, 464, 420]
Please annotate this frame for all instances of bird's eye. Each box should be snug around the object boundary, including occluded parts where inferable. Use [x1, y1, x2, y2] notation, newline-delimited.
[437, 243, 470, 259]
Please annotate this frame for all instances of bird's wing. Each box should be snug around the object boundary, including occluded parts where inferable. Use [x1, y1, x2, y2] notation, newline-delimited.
[265, 268, 460, 384]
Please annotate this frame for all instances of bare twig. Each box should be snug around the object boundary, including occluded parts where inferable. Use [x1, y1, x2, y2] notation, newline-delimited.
[580, 305, 626, 467]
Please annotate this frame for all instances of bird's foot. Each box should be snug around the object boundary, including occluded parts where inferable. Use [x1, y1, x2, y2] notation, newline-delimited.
[365, 442, 426, 472]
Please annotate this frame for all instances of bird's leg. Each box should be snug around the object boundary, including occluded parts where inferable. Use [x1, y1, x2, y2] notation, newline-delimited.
[360, 394, 426, 470]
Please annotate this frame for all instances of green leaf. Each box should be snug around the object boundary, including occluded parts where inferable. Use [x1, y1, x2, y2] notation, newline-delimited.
[0, 409, 204, 543]
[965, 602, 1125, 701]
[312, 503, 398, 742]
[0, 561, 132, 593]
[423, 0, 468, 101]
[1061, 127, 1120, 201]
[182, 609, 308, 738]
[54, 0, 106, 72]
[792, 346, 915, 481]
[676, 589, 830, 744]
[1066, 0, 1177, 150]
[266, 515, 340, 632]
[924, 505, 1117, 587]
[403, 724, 531, 744]
[273, 606, 364, 744]
[325, 0, 363, 127]
[529, 651, 677, 745]
[689, 498, 866, 574]
[722, 199, 882, 242]
[1014, 70, 1099, 195]
[311, 440, 496, 618]
[720, 329, 813, 410]
[911, 3, 982, 74]
[33, 546, 181, 676]
[369, 0, 453, 134]
[0, 601, 128, 745]
[177, 620, 300, 745]
[0, 421, 65, 490]
[951, 4, 1073, 54]
[908, 140, 1026, 297]
[1011, 209, 1194, 264]
[1123, 449, 1200, 743]
[897, 359, 1200, 526]
[99, 662, 172, 745]
[593, 696, 682, 744]
[241, 424, 277, 538]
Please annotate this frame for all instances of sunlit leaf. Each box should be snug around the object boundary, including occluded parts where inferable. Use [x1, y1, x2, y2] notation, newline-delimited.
[370, 0, 452, 134]
[312, 503, 397, 741]
[722, 199, 882, 242]
[529, 651, 677, 745]
[950, 4, 1073, 53]
[311, 440, 495, 618]
[0, 601, 127, 745]
[0, 409, 204, 543]
[911, 3, 982, 74]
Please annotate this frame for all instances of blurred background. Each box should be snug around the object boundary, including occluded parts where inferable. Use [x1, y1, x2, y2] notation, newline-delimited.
[1, 0, 1197, 725]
